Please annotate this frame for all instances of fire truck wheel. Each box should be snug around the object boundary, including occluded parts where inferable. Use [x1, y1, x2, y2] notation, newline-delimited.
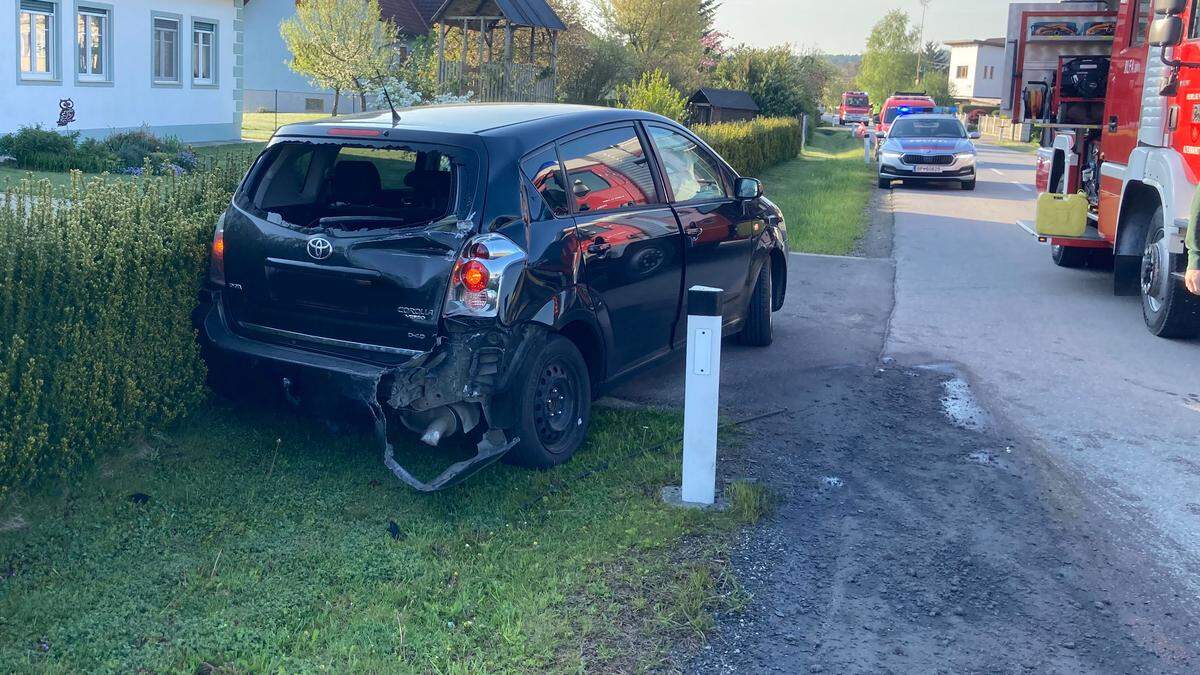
[1141, 212, 1200, 339]
[1051, 244, 1089, 268]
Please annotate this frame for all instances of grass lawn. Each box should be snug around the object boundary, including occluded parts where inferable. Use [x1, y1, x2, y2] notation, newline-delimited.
[0, 401, 752, 672]
[762, 128, 875, 255]
[242, 112, 330, 141]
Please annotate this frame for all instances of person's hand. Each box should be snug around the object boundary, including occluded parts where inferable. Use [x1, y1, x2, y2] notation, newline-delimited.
[1186, 269, 1200, 296]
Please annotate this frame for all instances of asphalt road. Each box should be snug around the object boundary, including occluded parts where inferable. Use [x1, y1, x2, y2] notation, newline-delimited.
[887, 146, 1200, 597]
[612, 144, 1200, 672]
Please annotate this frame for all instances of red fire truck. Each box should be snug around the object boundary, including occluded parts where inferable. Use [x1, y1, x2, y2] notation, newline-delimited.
[838, 91, 872, 125]
[1028, 0, 1200, 338]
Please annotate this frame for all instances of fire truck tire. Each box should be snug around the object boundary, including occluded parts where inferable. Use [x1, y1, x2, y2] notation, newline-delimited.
[1141, 212, 1200, 338]
[1051, 244, 1089, 268]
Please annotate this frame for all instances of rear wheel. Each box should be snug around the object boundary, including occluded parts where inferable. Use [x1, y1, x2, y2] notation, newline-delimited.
[1051, 244, 1089, 268]
[1140, 212, 1200, 338]
[738, 264, 774, 347]
[504, 335, 592, 468]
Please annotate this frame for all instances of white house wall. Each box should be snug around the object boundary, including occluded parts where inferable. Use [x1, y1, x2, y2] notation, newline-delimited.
[0, 0, 242, 142]
[949, 44, 1006, 102]
[242, 0, 361, 114]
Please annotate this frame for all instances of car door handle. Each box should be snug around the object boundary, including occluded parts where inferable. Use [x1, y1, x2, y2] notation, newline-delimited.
[1108, 115, 1118, 132]
[587, 238, 612, 255]
[684, 224, 703, 239]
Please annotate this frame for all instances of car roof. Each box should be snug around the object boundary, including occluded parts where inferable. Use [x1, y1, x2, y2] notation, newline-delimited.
[275, 103, 675, 145]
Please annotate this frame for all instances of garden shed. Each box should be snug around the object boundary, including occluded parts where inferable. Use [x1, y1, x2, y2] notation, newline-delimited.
[687, 88, 761, 124]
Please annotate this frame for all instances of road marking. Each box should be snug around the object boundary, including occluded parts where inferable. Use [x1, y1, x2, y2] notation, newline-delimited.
[990, 168, 1005, 176]
[789, 251, 895, 264]
[1011, 181, 1034, 192]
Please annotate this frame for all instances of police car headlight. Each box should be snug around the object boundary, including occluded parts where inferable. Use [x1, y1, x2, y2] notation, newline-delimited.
[955, 152, 976, 164]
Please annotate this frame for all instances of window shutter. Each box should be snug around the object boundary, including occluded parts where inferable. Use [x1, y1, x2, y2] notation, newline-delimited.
[21, 1, 55, 13]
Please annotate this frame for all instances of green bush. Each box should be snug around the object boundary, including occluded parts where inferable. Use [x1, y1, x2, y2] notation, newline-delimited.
[0, 163, 245, 495]
[0, 126, 197, 175]
[694, 116, 803, 177]
[618, 69, 688, 122]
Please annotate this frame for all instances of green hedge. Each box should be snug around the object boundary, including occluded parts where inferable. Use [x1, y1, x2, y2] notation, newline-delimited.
[0, 165, 244, 494]
[694, 117, 804, 178]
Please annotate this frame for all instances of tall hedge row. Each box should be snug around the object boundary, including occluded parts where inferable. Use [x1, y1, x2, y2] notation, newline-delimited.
[0, 166, 243, 494]
[694, 116, 804, 178]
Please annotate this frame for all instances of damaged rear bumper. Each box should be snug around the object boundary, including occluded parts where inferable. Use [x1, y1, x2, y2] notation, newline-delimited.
[198, 295, 523, 491]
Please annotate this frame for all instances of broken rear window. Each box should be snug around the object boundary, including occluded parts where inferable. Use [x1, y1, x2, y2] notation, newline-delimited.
[236, 140, 469, 231]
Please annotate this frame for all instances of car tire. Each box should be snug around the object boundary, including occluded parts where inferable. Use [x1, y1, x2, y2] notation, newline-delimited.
[503, 334, 592, 469]
[878, 177, 892, 190]
[1140, 211, 1200, 338]
[738, 263, 774, 347]
[1051, 244, 1089, 268]
[961, 179, 976, 191]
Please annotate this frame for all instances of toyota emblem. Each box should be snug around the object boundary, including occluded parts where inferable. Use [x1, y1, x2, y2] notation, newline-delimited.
[307, 237, 333, 260]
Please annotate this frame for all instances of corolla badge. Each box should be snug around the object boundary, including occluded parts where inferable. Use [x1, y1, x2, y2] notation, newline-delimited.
[307, 236, 333, 260]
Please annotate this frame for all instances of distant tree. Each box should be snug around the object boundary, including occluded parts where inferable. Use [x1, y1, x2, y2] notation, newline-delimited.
[713, 46, 831, 120]
[617, 69, 688, 121]
[920, 41, 950, 74]
[550, 0, 633, 104]
[856, 10, 920, 106]
[823, 60, 860, 110]
[280, 0, 399, 114]
[598, 0, 709, 90]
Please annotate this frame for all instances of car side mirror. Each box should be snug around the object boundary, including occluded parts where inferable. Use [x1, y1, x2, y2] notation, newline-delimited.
[735, 177, 763, 199]
[572, 179, 591, 199]
[968, 131, 981, 139]
[1150, 15, 1183, 47]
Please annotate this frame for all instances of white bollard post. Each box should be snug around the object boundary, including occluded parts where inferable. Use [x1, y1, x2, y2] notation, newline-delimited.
[864, 135, 872, 164]
[681, 286, 723, 505]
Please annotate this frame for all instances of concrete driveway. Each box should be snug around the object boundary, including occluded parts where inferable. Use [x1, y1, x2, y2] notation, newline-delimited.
[613, 144, 1200, 672]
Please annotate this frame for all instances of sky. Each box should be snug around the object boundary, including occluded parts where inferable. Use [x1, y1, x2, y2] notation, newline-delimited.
[713, 0, 1015, 54]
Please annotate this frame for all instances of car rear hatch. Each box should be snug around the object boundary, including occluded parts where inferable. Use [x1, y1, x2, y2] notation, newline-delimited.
[219, 132, 484, 362]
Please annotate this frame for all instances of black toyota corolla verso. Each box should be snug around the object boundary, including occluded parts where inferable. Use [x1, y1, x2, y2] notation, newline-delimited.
[197, 103, 789, 491]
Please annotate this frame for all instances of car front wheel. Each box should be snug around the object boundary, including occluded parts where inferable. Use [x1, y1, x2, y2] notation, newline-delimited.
[738, 263, 774, 347]
[503, 335, 592, 468]
[878, 177, 892, 189]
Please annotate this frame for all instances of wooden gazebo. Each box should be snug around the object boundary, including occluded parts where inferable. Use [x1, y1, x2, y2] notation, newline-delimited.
[433, 0, 566, 102]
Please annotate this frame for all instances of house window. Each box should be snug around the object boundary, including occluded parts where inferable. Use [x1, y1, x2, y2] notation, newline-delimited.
[192, 20, 216, 85]
[153, 16, 180, 83]
[77, 6, 108, 81]
[19, 0, 56, 80]
[982, 66, 994, 79]
[955, 65, 969, 79]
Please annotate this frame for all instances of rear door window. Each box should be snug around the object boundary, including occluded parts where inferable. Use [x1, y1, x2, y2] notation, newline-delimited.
[520, 146, 569, 218]
[557, 126, 659, 215]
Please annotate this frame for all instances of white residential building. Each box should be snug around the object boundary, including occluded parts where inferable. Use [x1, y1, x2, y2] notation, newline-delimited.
[1, 0, 244, 142]
[242, 0, 440, 114]
[946, 38, 1006, 105]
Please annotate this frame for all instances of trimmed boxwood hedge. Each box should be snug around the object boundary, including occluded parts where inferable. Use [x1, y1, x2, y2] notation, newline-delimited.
[694, 116, 804, 178]
[0, 165, 244, 495]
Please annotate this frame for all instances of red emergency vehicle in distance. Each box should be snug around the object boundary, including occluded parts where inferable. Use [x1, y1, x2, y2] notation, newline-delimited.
[1030, 0, 1200, 338]
[838, 91, 872, 125]
[875, 92, 937, 135]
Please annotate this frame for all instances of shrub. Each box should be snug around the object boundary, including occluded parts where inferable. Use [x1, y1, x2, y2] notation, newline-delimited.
[618, 70, 688, 122]
[0, 161, 246, 495]
[694, 117, 803, 177]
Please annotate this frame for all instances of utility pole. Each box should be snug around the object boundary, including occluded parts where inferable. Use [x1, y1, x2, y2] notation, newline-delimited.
[915, 0, 932, 86]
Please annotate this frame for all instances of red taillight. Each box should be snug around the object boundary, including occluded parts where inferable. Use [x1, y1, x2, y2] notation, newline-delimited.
[210, 227, 225, 285]
[459, 260, 489, 292]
